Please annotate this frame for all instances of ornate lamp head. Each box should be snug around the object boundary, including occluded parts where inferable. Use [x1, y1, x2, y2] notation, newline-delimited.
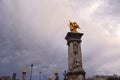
[54, 69, 58, 74]
[48, 75, 52, 80]
[22, 67, 27, 73]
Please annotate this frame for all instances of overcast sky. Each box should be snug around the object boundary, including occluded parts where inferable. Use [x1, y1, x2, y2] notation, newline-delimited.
[0, 0, 120, 79]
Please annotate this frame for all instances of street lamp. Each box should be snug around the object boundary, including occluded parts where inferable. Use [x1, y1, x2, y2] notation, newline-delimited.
[54, 69, 59, 80]
[48, 75, 52, 80]
[30, 64, 33, 80]
[39, 72, 41, 80]
[63, 70, 67, 80]
[22, 67, 27, 80]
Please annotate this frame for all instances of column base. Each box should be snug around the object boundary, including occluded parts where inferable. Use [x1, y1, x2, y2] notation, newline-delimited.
[67, 70, 85, 80]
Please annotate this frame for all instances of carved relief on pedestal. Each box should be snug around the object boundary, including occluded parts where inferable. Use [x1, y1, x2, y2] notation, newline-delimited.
[72, 41, 82, 72]
[73, 41, 78, 55]
[72, 59, 82, 72]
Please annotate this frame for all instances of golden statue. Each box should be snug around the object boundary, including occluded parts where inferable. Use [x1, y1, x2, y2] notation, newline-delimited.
[69, 21, 80, 32]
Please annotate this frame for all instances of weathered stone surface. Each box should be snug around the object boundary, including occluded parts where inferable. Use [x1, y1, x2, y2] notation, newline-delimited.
[65, 32, 85, 80]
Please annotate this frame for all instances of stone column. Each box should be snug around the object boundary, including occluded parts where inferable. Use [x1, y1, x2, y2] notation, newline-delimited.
[65, 32, 85, 80]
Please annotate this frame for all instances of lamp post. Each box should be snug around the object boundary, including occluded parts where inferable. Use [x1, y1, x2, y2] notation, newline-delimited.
[54, 69, 59, 80]
[39, 72, 41, 80]
[30, 64, 33, 80]
[63, 70, 67, 80]
[22, 67, 27, 80]
[48, 75, 52, 80]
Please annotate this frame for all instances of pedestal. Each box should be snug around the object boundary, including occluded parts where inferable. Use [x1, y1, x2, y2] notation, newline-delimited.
[65, 32, 85, 80]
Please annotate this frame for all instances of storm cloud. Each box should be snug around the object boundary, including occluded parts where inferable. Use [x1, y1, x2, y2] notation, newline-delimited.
[0, 0, 120, 79]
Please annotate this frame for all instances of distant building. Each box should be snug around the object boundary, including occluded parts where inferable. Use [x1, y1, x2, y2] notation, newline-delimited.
[92, 75, 108, 80]
[87, 74, 120, 80]
[0, 76, 11, 80]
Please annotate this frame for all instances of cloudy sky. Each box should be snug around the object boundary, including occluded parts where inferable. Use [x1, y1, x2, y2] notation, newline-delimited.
[0, 0, 120, 79]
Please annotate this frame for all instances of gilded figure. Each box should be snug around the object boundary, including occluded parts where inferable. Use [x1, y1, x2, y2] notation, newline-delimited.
[69, 21, 80, 32]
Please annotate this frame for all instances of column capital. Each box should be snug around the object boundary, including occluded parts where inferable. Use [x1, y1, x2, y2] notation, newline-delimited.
[65, 32, 83, 45]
